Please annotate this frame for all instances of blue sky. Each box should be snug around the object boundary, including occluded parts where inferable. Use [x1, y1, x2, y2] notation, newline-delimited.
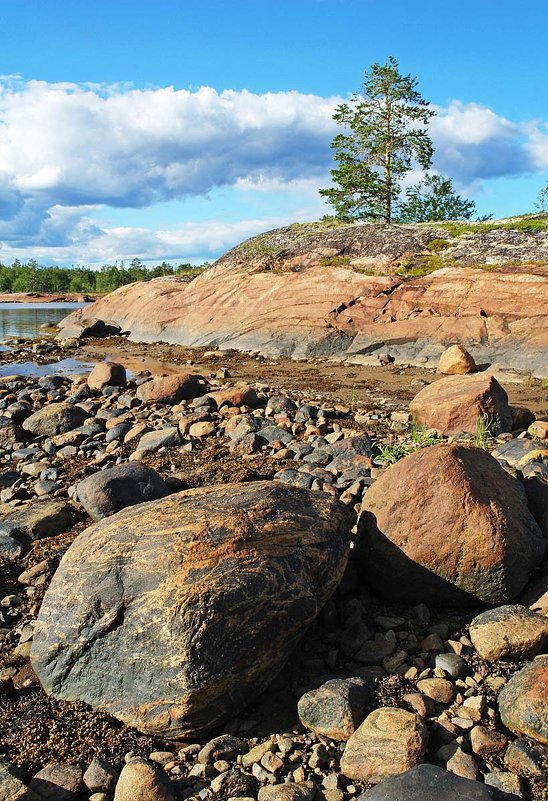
[0, 0, 547, 266]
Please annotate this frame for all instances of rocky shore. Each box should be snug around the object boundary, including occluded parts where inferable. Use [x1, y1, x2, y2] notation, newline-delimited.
[0, 335, 547, 801]
[57, 217, 548, 376]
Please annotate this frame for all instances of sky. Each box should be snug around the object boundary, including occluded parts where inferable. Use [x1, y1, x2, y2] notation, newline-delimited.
[0, 0, 547, 267]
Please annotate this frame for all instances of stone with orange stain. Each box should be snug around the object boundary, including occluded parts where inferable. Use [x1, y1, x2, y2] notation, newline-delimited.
[498, 656, 548, 745]
[31, 481, 352, 738]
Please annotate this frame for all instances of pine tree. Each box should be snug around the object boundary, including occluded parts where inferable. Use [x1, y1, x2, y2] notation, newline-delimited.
[320, 57, 434, 223]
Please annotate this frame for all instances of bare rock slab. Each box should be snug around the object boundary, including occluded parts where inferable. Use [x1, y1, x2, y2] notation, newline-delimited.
[409, 374, 512, 436]
[469, 605, 548, 661]
[340, 707, 427, 783]
[498, 656, 548, 745]
[357, 443, 544, 607]
[31, 481, 352, 738]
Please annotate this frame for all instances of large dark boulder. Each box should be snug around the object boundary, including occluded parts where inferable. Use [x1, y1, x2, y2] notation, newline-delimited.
[358, 764, 520, 800]
[31, 481, 352, 738]
[357, 443, 544, 607]
[76, 463, 169, 521]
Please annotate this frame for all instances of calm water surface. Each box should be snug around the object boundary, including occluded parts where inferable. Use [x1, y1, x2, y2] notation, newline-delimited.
[0, 302, 86, 339]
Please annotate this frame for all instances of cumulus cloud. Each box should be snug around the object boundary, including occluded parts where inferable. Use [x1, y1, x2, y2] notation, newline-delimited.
[0, 215, 298, 265]
[0, 77, 547, 264]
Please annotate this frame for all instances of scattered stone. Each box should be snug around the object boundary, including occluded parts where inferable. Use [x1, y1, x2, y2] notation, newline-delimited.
[87, 361, 126, 391]
[0, 756, 41, 800]
[113, 757, 175, 801]
[484, 771, 525, 798]
[416, 678, 455, 704]
[76, 463, 169, 520]
[197, 735, 247, 764]
[22, 402, 88, 437]
[438, 344, 476, 375]
[498, 656, 548, 745]
[504, 737, 548, 776]
[358, 763, 516, 800]
[134, 426, 181, 455]
[83, 758, 119, 793]
[469, 604, 548, 661]
[470, 726, 507, 756]
[0, 500, 81, 560]
[136, 373, 208, 405]
[257, 783, 315, 801]
[297, 677, 371, 741]
[528, 420, 548, 439]
[340, 707, 427, 783]
[29, 762, 84, 800]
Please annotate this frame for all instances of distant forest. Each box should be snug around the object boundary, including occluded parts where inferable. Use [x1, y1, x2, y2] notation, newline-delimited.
[0, 258, 207, 294]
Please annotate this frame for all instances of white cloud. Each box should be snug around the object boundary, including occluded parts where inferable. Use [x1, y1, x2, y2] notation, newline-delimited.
[0, 215, 301, 265]
[0, 77, 547, 264]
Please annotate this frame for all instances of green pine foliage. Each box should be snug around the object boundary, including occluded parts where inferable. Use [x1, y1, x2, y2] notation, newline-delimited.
[398, 173, 476, 222]
[319, 56, 434, 223]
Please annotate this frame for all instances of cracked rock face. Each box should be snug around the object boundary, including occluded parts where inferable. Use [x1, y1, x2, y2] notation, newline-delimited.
[356, 443, 544, 607]
[30, 481, 352, 738]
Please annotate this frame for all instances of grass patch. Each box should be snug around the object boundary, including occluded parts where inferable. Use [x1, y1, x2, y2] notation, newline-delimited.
[474, 414, 493, 450]
[427, 238, 451, 252]
[319, 255, 351, 267]
[396, 253, 445, 277]
[438, 218, 548, 237]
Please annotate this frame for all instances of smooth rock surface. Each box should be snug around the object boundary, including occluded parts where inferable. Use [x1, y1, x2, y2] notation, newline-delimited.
[76, 463, 169, 520]
[31, 481, 352, 737]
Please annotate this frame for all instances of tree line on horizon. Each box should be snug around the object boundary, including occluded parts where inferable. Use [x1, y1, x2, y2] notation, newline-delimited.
[0, 258, 207, 295]
[319, 56, 547, 224]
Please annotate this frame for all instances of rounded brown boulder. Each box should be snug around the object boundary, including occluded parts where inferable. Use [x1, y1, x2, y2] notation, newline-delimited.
[438, 344, 476, 375]
[31, 481, 352, 738]
[356, 443, 544, 607]
[87, 361, 126, 391]
[136, 373, 209, 405]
